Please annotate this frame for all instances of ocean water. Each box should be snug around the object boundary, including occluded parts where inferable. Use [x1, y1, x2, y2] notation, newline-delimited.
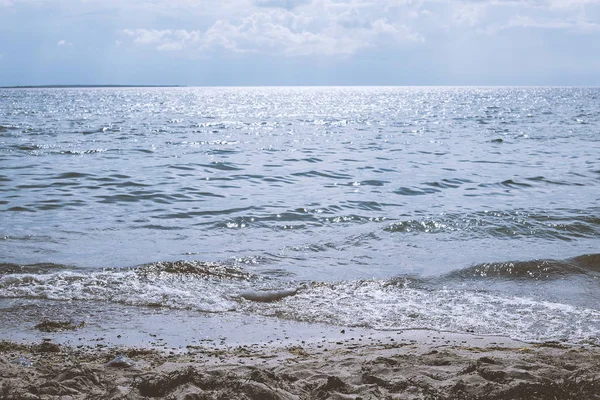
[1, 86, 599, 344]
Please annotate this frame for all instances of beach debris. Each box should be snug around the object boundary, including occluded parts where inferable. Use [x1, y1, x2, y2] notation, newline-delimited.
[34, 320, 85, 332]
[240, 288, 297, 303]
[287, 346, 310, 357]
[106, 354, 136, 368]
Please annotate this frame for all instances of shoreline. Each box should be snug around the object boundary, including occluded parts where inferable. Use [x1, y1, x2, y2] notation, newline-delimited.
[2, 329, 599, 399]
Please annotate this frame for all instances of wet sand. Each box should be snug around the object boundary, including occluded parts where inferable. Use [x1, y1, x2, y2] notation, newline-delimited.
[1, 329, 600, 399]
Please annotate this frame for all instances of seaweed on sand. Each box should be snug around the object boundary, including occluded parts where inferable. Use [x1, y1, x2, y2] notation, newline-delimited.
[34, 320, 84, 332]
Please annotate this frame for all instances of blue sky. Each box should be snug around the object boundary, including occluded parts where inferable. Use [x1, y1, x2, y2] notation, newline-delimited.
[1, 0, 599, 86]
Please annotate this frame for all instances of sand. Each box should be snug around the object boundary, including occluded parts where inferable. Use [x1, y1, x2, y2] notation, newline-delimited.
[1, 329, 600, 400]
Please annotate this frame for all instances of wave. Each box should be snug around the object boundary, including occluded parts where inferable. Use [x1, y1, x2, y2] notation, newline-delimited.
[1, 255, 599, 343]
[447, 253, 600, 280]
[384, 210, 600, 241]
[0, 262, 73, 275]
[0, 261, 249, 313]
[136, 260, 255, 280]
[240, 280, 600, 344]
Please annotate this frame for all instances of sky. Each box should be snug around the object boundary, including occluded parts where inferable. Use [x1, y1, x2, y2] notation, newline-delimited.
[1, 0, 600, 86]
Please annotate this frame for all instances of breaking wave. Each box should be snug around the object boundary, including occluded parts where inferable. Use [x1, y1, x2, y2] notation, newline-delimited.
[447, 253, 600, 280]
[1, 255, 599, 344]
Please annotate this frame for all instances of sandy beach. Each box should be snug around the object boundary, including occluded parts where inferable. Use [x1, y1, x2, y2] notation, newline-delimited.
[2, 328, 599, 400]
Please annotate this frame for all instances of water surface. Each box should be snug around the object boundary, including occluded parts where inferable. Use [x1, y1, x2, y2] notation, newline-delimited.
[1, 87, 599, 343]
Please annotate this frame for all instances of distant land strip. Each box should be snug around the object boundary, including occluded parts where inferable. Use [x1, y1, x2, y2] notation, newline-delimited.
[0, 85, 182, 89]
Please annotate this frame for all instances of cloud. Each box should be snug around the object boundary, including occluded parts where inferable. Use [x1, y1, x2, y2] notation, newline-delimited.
[123, 29, 171, 45]
[57, 40, 73, 46]
[413, 0, 600, 35]
[452, 3, 486, 27]
[202, 13, 355, 55]
[123, 2, 425, 56]
[122, 29, 202, 51]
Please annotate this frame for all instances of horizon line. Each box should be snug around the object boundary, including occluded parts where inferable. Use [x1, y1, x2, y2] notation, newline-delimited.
[2, 84, 600, 89]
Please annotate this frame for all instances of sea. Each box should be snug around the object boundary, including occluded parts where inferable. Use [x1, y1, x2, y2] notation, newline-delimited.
[1, 86, 599, 346]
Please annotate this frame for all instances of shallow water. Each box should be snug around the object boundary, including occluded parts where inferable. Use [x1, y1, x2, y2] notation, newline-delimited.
[1, 87, 599, 343]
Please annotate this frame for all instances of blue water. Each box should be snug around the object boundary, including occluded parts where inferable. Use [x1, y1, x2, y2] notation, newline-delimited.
[1, 87, 599, 343]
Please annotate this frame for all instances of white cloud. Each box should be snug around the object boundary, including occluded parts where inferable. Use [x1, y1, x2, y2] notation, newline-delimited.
[123, 2, 425, 56]
[10, 0, 595, 57]
[57, 39, 73, 46]
[452, 3, 486, 27]
[123, 29, 202, 51]
[415, 0, 600, 35]
[123, 29, 170, 45]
